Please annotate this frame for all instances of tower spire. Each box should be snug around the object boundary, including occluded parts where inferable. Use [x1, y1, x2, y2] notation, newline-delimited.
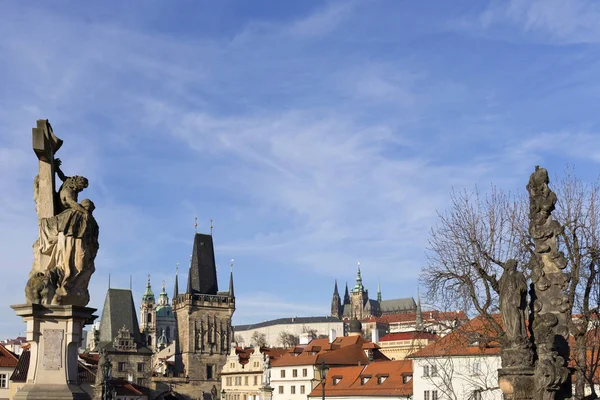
[377, 278, 382, 303]
[142, 274, 155, 303]
[343, 282, 350, 305]
[353, 261, 364, 292]
[229, 259, 235, 297]
[173, 263, 179, 299]
[416, 288, 423, 330]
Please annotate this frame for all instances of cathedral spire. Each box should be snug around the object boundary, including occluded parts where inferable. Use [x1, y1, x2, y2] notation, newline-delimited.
[331, 279, 341, 318]
[353, 261, 364, 293]
[377, 279, 382, 303]
[229, 259, 235, 298]
[343, 282, 350, 305]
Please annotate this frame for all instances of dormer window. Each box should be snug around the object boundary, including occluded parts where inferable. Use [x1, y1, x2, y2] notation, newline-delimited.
[333, 377, 342, 386]
[377, 375, 388, 384]
[361, 376, 371, 385]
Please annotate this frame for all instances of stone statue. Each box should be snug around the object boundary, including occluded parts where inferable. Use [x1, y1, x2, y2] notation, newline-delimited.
[527, 166, 571, 399]
[498, 260, 528, 344]
[26, 120, 99, 307]
[262, 354, 271, 386]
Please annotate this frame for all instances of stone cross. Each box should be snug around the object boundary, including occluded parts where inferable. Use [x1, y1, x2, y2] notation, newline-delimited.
[32, 120, 62, 219]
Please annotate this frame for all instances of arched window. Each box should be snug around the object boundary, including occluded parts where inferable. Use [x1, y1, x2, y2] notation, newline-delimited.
[148, 313, 152, 323]
[166, 326, 171, 341]
[148, 335, 152, 346]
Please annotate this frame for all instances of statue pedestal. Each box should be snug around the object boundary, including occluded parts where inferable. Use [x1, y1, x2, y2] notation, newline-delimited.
[498, 367, 534, 400]
[11, 304, 97, 400]
[259, 385, 273, 400]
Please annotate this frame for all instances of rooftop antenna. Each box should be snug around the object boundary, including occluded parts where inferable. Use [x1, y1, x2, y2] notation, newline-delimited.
[194, 217, 198, 233]
[210, 219, 214, 235]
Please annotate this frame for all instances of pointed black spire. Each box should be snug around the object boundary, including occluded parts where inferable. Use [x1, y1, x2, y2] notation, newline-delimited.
[229, 259, 235, 298]
[331, 280, 341, 318]
[186, 266, 193, 294]
[187, 233, 218, 295]
[343, 282, 350, 305]
[173, 264, 179, 299]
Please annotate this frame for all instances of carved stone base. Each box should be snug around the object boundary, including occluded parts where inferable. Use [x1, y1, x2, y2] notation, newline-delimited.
[499, 366, 534, 400]
[11, 304, 97, 400]
[259, 385, 274, 400]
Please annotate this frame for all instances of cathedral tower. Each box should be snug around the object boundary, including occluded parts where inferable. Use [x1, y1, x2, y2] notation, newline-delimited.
[173, 232, 235, 398]
[330, 280, 342, 319]
[350, 263, 368, 320]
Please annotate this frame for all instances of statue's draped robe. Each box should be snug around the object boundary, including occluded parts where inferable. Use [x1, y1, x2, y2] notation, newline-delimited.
[37, 208, 99, 305]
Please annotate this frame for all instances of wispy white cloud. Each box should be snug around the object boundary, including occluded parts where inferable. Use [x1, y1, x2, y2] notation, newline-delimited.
[479, 0, 600, 43]
[287, 2, 356, 38]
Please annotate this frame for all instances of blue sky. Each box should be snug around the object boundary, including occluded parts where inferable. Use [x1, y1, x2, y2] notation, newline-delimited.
[2, 0, 600, 338]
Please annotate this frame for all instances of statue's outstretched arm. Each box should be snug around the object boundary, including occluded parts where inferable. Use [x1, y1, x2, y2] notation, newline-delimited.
[54, 158, 67, 182]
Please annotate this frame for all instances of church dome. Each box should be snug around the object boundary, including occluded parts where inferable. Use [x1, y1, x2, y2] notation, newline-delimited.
[156, 281, 173, 317]
[157, 329, 168, 350]
[156, 304, 173, 318]
[349, 318, 362, 333]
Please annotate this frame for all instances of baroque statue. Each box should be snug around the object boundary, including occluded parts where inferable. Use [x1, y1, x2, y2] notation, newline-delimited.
[25, 120, 99, 307]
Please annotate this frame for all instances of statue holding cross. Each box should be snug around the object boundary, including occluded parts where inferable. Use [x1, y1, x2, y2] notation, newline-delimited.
[26, 120, 99, 307]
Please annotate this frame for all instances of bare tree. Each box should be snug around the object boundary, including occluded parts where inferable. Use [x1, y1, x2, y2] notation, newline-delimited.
[278, 331, 299, 347]
[234, 334, 245, 346]
[251, 331, 267, 348]
[302, 326, 318, 340]
[421, 170, 600, 399]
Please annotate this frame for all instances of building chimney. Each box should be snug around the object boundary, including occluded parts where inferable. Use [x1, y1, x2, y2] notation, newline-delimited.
[371, 328, 379, 345]
[299, 333, 311, 345]
[329, 329, 337, 343]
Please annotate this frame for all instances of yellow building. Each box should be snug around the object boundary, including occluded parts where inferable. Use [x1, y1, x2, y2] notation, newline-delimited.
[377, 331, 437, 360]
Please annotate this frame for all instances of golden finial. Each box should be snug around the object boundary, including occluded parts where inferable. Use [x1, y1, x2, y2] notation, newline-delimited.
[176, 262, 179, 273]
[230, 259, 234, 273]
[194, 217, 198, 233]
[210, 219, 214, 235]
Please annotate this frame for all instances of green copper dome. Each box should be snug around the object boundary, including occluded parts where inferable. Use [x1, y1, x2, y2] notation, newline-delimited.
[142, 275, 155, 303]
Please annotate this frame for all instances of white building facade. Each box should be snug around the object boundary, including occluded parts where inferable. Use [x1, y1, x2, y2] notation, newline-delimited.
[270, 363, 320, 400]
[412, 354, 502, 400]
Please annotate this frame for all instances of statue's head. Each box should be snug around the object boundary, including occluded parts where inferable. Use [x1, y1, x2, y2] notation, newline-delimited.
[506, 259, 518, 271]
[65, 176, 89, 191]
[81, 199, 95, 213]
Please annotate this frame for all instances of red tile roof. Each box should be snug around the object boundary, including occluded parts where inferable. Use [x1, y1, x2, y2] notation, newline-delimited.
[409, 316, 501, 358]
[308, 360, 413, 398]
[272, 336, 388, 368]
[0, 343, 18, 367]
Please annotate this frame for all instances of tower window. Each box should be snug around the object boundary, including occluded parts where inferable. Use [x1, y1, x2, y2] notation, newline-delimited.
[148, 313, 152, 323]
[207, 364, 215, 380]
[148, 335, 152, 346]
